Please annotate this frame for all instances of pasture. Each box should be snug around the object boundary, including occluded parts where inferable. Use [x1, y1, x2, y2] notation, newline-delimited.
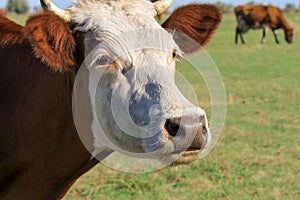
[8, 13, 300, 199]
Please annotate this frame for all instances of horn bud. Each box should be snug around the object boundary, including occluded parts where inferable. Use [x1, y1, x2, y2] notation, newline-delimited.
[40, 0, 72, 22]
[152, 0, 173, 17]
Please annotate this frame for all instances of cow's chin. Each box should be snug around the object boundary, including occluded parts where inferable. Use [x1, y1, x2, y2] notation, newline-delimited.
[151, 141, 204, 167]
[143, 128, 209, 167]
[170, 149, 201, 166]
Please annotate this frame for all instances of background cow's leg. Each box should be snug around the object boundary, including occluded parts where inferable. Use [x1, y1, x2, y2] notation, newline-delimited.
[240, 32, 245, 44]
[261, 25, 266, 44]
[235, 27, 239, 44]
[272, 29, 280, 44]
[236, 27, 245, 44]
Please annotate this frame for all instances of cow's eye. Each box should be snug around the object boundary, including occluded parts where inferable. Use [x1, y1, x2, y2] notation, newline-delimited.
[172, 49, 182, 60]
[96, 55, 112, 66]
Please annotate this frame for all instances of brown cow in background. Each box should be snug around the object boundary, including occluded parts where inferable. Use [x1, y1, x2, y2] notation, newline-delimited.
[235, 5, 294, 44]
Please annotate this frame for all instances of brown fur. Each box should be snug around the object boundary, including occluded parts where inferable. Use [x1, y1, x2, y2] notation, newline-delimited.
[162, 4, 222, 53]
[0, 11, 94, 199]
[235, 5, 294, 44]
[266, 6, 293, 31]
[0, 10, 26, 46]
[0, 11, 76, 71]
[0, 31, 98, 199]
[25, 12, 76, 71]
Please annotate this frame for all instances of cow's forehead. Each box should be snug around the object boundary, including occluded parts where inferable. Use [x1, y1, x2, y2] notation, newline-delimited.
[71, 0, 159, 33]
[71, 0, 178, 57]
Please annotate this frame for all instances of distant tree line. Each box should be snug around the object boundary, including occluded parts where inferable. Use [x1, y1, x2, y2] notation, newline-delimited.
[284, 3, 300, 13]
[215, 1, 300, 14]
[5, 0, 29, 14]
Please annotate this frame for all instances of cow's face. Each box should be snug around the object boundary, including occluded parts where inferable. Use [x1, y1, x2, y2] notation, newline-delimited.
[285, 28, 293, 44]
[89, 29, 210, 165]
[39, 0, 221, 165]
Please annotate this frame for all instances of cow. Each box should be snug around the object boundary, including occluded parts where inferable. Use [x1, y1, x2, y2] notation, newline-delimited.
[0, 0, 221, 199]
[234, 5, 294, 44]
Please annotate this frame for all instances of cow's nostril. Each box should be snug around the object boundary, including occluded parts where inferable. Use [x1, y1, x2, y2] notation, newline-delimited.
[165, 118, 181, 137]
[203, 125, 208, 135]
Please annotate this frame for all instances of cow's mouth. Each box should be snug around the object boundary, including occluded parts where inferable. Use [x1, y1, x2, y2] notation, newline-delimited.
[170, 149, 201, 166]
[167, 125, 210, 166]
[166, 142, 207, 166]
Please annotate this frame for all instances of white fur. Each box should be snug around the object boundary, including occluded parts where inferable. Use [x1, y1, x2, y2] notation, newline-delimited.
[71, 0, 210, 164]
[70, 0, 158, 47]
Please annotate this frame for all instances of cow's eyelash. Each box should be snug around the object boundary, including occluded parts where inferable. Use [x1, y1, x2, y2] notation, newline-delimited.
[96, 55, 112, 65]
[173, 49, 184, 61]
[92, 53, 111, 67]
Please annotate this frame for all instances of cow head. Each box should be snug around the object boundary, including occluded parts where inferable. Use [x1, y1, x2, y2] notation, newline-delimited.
[285, 28, 293, 44]
[37, 0, 221, 166]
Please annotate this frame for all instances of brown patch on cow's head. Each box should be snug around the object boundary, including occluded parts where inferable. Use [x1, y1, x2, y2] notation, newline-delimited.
[25, 11, 76, 71]
[0, 10, 25, 46]
[162, 4, 222, 53]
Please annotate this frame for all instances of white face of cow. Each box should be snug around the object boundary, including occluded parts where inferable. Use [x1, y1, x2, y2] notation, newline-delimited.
[70, 0, 210, 165]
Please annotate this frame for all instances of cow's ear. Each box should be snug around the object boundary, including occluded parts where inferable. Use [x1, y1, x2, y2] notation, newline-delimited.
[25, 11, 76, 71]
[162, 4, 222, 54]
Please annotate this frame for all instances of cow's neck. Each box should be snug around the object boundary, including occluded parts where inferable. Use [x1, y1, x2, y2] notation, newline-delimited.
[0, 41, 101, 199]
[279, 15, 292, 31]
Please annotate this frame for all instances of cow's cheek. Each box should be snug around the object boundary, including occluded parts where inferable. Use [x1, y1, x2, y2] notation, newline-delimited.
[97, 69, 120, 93]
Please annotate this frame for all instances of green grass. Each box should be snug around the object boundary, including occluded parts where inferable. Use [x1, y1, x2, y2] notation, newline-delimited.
[7, 13, 28, 25]
[6, 13, 300, 199]
[63, 14, 300, 199]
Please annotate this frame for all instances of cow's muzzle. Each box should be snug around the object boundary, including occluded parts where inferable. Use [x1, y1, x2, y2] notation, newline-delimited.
[164, 112, 210, 153]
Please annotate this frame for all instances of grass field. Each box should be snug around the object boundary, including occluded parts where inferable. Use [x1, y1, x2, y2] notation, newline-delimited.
[64, 14, 300, 200]
[7, 13, 300, 199]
